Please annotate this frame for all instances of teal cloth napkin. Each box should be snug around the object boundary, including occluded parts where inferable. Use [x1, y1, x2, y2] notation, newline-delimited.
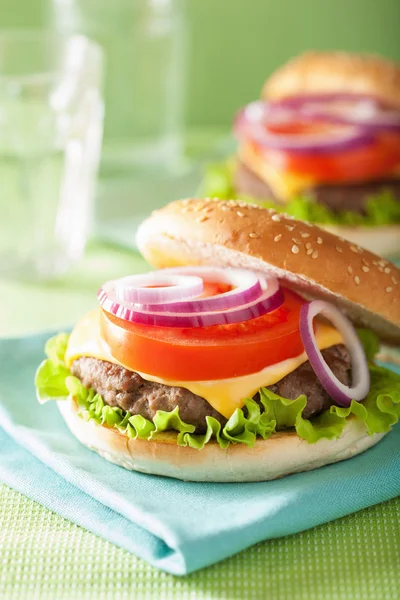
[0, 332, 399, 575]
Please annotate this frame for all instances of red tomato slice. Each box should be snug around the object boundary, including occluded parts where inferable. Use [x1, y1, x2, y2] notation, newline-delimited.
[253, 131, 400, 184]
[200, 281, 232, 297]
[99, 290, 305, 381]
[266, 119, 341, 137]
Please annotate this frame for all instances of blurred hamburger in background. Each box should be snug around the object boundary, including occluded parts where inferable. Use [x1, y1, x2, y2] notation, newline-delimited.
[202, 51, 400, 256]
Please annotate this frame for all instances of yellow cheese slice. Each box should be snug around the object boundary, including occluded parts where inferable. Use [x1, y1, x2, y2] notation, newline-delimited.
[239, 142, 316, 200]
[66, 308, 343, 419]
[240, 142, 400, 202]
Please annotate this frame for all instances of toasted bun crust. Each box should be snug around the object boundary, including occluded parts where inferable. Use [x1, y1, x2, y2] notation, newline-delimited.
[263, 51, 400, 109]
[58, 398, 387, 482]
[136, 198, 400, 344]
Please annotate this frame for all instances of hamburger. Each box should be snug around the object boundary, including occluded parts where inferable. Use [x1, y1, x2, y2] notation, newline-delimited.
[35, 198, 400, 482]
[201, 51, 400, 257]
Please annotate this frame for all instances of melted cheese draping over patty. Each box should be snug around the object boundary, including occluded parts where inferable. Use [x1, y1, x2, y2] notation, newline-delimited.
[65, 309, 343, 418]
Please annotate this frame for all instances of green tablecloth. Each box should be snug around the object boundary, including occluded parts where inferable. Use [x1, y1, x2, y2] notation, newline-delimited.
[1, 485, 398, 600]
[1, 243, 399, 599]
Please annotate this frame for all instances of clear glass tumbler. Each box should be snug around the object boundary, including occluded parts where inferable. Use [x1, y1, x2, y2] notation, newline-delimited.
[53, 0, 186, 175]
[0, 32, 103, 281]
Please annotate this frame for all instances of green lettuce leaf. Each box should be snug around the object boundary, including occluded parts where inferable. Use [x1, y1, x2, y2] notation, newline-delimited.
[35, 333, 71, 403]
[35, 333, 400, 450]
[62, 377, 276, 451]
[199, 161, 235, 199]
[356, 328, 381, 361]
[45, 333, 69, 363]
[200, 161, 400, 226]
[258, 388, 368, 444]
[363, 364, 400, 434]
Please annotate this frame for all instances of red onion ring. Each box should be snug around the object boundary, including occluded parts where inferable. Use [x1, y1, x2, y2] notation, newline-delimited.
[234, 101, 373, 153]
[301, 103, 400, 133]
[299, 301, 370, 407]
[115, 273, 204, 304]
[152, 267, 263, 311]
[270, 93, 379, 108]
[98, 270, 284, 328]
[271, 95, 400, 133]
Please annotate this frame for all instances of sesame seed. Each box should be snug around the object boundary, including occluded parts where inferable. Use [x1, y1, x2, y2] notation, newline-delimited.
[286, 225, 295, 231]
[292, 245, 300, 254]
[349, 245, 358, 253]
[274, 234, 282, 242]
[194, 204, 204, 212]
[306, 243, 312, 250]
[391, 276, 398, 285]
[336, 246, 343, 253]
[249, 232, 259, 239]
[348, 266, 353, 275]
[292, 238, 301, 244]
[271, 214, 280, 222]
[221, 205, 229, 211]
[197, 215, 209, 223]
[306, 249, 313, 256]
[237, 211, 244, 217]
[317, 237, 323, 245]
[378, 260, 387, 266]
[386, 287, 393, 293]
[384, 267, 391, 274]
[362, 266, 369, 273]
[312, 250, 318, 259]
[301, 233, 310, 238]
[354, 276, 360, 285]
[378, 267, 384, 273]
[362, 259, 369, 265]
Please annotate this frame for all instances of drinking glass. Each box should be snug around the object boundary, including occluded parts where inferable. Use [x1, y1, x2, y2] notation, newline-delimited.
[0, 31, 103, 281]
[53, 0, 186, 175]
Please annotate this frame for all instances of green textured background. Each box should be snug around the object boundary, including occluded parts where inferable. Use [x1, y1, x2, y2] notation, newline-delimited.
[1, 485, 399, 600]
[1, 0, 399, 127]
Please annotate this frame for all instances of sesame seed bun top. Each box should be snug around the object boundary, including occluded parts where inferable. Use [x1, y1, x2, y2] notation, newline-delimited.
[262, 51, 400, 110]
[136, 198, 400, 345]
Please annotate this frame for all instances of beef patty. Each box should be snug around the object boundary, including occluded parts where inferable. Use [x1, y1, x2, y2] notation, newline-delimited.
[70, 345, 351, 433]
[234, 161, 400, 214]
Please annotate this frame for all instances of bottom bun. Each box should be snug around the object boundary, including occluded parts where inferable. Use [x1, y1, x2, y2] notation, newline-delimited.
[321, 223, 400, 258]
[58, 398, 387, 482]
